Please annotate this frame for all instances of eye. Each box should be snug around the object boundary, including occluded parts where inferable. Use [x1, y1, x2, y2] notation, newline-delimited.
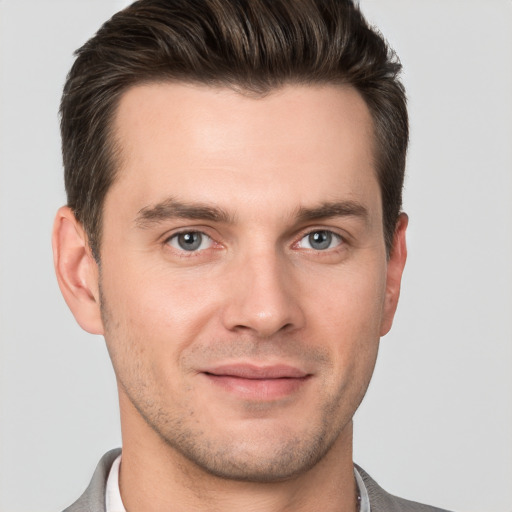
[298, 230, 343, 251]
[167, 231, 213, 252]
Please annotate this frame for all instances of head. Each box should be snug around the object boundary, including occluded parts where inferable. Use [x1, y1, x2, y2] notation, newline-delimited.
[60, 0, 408, 260]
[54, 0, 408, 484]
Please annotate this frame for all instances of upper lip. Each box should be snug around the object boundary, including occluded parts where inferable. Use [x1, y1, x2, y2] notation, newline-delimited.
[201, 364, 309, 379]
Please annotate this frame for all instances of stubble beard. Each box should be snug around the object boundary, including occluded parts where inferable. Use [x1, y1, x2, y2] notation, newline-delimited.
[124, 383, 346, 483]
[99, 285, 369, 484]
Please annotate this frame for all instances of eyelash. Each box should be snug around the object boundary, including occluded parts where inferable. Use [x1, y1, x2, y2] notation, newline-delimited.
[164, 228, 346, 256]
[295, 230, 344, 251]
[165, 230, 216, 255]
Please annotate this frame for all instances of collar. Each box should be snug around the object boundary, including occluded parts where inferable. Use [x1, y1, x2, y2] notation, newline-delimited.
[105, 455, 371, 512]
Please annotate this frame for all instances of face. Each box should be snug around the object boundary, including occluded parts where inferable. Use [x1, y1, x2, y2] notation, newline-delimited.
[90, 83, 406, 481]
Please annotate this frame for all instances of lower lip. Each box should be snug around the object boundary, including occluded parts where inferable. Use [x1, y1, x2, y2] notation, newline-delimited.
[203, 374, 310, 400]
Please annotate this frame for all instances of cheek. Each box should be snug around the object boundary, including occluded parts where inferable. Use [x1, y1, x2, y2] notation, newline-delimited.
[99, 260, 226, 360]
[307, 263, 386, 372]
[308, 259, 387, 331]
[98, 250, 237, 412]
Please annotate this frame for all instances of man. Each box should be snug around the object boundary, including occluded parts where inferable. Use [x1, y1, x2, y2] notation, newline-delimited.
[52, 0, 450, 511]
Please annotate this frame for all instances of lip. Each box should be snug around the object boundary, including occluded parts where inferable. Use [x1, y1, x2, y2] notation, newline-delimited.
[200, 364, 311, 400]
[202, 363, 309, 379]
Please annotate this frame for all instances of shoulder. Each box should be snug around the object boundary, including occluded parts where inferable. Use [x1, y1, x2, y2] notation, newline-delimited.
[355, 464, 454, 512]
[62, 448, 121, 512]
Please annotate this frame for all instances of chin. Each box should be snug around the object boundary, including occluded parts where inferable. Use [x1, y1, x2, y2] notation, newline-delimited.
[159, 420, 341, 483]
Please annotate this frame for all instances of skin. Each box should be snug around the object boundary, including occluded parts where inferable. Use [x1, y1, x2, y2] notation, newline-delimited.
[53, 83, 407, 512]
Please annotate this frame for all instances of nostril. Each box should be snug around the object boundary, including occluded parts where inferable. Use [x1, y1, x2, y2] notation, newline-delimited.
[220, 270, 306, 336]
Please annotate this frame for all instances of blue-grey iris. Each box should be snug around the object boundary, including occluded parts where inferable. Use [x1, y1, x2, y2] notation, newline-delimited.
[308, 231, 332, 250]
[177, 232, 202, 251]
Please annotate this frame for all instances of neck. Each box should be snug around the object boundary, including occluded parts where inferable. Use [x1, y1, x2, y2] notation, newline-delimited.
[119, 388, 357, 512]
[118, 403, 358, 512]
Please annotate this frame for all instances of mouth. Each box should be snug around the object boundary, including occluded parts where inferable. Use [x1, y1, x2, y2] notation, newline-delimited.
[200, 364, 312, 400]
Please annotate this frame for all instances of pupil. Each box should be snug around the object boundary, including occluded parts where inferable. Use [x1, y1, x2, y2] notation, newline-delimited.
[309, 231, 331, 250]
[178, 232, 201, 251]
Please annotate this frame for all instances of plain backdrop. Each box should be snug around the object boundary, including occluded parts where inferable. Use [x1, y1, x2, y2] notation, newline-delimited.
[0, 1, 511, 511]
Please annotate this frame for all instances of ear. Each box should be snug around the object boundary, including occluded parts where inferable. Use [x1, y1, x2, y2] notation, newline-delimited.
[52, 206, 104, 335]
[380, 212, 408, 336]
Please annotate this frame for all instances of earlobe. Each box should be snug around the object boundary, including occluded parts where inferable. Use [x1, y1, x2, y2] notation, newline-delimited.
[52, 206, 104, 335]
[380, 212, 408, 336]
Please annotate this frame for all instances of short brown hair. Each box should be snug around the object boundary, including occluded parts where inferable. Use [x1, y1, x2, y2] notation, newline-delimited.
[60, 0, 408, 258]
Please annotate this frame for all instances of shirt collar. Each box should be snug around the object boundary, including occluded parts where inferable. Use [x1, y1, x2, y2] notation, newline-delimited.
[105, 454, 126, 512]
[105, 454, 371, 512]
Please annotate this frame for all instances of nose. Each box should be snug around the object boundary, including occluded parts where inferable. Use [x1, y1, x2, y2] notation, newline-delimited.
[221, 249, 305, 338]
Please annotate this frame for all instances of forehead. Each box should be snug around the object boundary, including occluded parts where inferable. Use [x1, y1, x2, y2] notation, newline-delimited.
[108, 82, 380, 220]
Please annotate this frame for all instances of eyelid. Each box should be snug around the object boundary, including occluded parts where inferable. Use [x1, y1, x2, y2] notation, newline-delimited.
[163, 228, 221, 256]
[160, 224, 215, 243]
[160, 225, 348, 255]
[293, 227, 346, 251]
[170, 231, 211, 248]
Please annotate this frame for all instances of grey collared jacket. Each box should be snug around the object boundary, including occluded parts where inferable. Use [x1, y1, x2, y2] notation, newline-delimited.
[63, 448, 453, 512]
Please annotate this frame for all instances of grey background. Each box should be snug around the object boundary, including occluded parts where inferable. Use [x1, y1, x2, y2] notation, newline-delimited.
[0, 1, 511, 511]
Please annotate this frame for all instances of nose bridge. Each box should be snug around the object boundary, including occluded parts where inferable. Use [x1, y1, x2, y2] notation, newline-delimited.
[221, 244, 304, 337]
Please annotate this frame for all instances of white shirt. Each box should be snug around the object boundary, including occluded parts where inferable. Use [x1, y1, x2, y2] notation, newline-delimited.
[105, 455, 125, 512]
[105, 455, 371, 512]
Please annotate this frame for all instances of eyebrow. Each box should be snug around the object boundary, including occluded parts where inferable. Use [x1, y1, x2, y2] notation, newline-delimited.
[295, 200, 369, 224]
[134, 197, 369, 229]
[135, 197, 233, 228]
